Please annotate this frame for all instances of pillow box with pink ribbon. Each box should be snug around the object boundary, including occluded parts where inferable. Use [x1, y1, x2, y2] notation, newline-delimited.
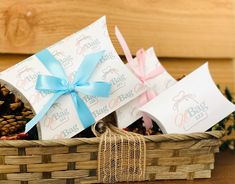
[115, 27, 176, 129]
[0, 17, 146, 140]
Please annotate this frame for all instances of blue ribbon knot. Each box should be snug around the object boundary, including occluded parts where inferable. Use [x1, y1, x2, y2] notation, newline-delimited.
[25, 49, 111, 133]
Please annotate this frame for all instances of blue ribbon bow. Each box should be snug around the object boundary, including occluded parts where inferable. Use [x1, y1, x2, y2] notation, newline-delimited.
[25, 49, 111, 133]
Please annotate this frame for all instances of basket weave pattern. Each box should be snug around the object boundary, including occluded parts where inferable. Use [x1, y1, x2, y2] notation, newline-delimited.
[0, 131, 223, 183]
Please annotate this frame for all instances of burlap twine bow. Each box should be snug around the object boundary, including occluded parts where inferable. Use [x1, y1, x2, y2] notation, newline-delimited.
[92, 122, 146, 183]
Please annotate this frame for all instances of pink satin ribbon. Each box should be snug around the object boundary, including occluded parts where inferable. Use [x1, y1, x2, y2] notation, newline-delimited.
[115, 26, 165, 130]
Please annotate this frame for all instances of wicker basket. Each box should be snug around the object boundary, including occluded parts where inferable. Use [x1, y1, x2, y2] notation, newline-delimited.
[0, 130, 223, 183]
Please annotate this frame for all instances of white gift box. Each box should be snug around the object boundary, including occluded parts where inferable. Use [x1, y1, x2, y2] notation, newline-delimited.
[116, 48, 176, 128]
[140, 63, 235, 134]
[0, 17, 145, 140]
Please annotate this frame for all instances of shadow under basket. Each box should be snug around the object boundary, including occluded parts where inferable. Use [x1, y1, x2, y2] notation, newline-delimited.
[0, 130, 224, 183]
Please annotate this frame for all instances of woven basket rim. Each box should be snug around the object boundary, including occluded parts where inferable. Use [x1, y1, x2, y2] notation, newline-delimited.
[0, 130, 224, 148]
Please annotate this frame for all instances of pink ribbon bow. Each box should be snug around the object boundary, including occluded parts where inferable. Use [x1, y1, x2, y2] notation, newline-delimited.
[115, 26, 165, 130]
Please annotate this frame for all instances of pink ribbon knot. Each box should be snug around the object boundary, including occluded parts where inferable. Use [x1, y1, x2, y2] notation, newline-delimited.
[115, 26, 165, 130]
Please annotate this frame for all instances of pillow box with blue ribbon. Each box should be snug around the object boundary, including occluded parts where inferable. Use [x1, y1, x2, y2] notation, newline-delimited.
[0, 16, 146, 140]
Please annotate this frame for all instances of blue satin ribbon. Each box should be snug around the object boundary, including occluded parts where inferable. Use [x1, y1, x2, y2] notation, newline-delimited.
[25, 49, 111, 133]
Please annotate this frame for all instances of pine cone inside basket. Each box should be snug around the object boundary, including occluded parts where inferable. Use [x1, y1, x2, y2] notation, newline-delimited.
[0, 85, 34, 138]
[124, 118, 163, 136]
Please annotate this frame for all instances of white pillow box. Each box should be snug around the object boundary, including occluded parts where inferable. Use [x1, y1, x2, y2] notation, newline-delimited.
[140, 63, 235, 134]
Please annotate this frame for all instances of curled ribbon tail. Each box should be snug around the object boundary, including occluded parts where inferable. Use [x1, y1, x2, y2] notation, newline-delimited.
[136, 48, 146, 75]
[142, 114, 153, 130]
[139, 90, 155, 130]
[24, 92, 64, 133]
[115, 27, 155, 130]
[115, 26, 133, 63]
[70, 92, 95, 129]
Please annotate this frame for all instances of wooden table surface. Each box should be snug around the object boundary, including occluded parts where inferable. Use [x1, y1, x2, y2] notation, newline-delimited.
[120, 151, 235, 184]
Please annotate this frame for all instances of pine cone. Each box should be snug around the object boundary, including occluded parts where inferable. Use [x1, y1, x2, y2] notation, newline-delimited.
[0, 85, 34, 138]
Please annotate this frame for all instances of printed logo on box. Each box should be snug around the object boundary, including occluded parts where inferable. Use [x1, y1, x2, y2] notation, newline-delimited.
[109, 90, 135, 109]
[83, 95, 99, 107]
[52, 50, 73, 69]
[61, 124, 80, 138]
[92, 105, 109, 118]
[76, 35, 101, 55]
[16, 67, 40, 91]
[173, 91, 208, 131]
[99, 51, 116, 64]
[43, 103, 70, 130]
[102, 66, 126, 94]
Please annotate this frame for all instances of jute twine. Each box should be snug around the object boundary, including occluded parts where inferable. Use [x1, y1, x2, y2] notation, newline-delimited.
[93, 123, 146, 183]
